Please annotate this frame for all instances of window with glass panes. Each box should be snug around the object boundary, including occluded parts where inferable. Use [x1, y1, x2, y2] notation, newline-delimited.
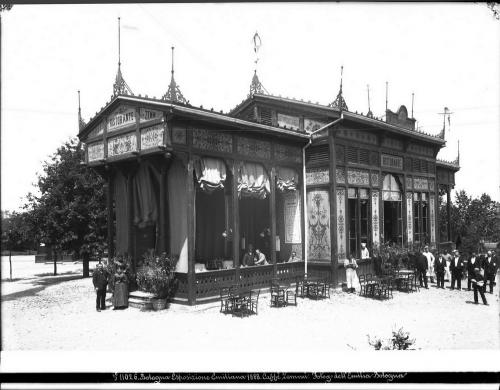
[347, 187, 370, 257]
[413, 192, 429, 244]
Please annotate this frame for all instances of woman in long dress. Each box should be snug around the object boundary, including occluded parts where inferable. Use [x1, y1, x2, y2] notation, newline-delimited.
[112, 266, 129, 309]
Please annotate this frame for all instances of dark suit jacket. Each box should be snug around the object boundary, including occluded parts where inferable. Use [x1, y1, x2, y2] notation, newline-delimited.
[467, 257, 481, 275]
[449, 256, 464, 273]
[484, 257, 498, 275]
[416, 254, 428, 271]
[92, 269, 108, 290]
[434, 258, 446, 274]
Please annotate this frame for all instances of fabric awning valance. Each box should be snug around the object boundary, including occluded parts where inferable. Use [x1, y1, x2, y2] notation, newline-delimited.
[238, 162, 270, 199]
[276, 166, 299, 192]
[194, 157, 227, 193]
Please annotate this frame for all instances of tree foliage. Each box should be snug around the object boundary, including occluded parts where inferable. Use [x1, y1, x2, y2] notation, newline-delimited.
[439, 189, 500, 254]
[22, 138, 107, 257]
[1, 211, 35, 252]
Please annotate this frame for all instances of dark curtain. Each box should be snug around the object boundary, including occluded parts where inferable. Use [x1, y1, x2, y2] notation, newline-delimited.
[114, 170, 129, 256]
[239, 198, 270, 259]
[133, 163, 160, 228]
[168, 159, 188, 273]
[195, 188, 226, 262]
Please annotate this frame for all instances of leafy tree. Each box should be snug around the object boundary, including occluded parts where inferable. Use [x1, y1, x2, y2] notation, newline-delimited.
[23, 138, 107, 276]
[439, 190, 500, 254]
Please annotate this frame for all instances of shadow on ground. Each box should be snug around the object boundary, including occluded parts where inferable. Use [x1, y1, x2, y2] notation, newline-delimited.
[2, 272, 87, 302]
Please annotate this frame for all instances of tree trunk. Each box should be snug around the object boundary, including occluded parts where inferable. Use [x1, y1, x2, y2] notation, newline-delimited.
[82, 251, 90, 278]
[9, 250, 12, 281]
[53, 251, 57, 276]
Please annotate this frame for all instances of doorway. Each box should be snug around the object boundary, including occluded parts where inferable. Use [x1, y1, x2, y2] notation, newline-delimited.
[383, 201, 402, 245]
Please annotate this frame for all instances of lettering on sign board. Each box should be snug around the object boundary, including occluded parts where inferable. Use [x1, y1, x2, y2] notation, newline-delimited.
[283, 191, 302, 244]
[139, 108, 163, 124]
[141, 124, 164, 150]
[108, 107, 136, 133]
[381, 154, 403, 170]
[277, 113, 300, 131]
[107, 133, 137, 157]
[87, 142, 104, 162]
[304, 119, 326, 134]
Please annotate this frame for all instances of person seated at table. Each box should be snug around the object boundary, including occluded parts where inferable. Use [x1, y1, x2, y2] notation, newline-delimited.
[242, 244, 256, 267]
[254, 249, 269, 266]
[343, 255, 359, 293]
[360, 243, 370, 259]
[288, 251, 300, 262]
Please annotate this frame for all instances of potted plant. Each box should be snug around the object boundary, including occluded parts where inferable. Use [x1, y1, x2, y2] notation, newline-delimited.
[136, 252, 178, 311]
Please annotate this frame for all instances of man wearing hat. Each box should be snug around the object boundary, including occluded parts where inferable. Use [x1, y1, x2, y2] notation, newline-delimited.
[483, 251, 498, 294]
[467, 252, 481, 291]
[470, 267, 488, 305]
[360, 242, 370, 259]
[449, 249, 464, 290]
[92, 262, 108, 312]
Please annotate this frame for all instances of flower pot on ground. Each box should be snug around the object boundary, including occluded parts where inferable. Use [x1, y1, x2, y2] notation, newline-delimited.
[136, 252, 179, 311]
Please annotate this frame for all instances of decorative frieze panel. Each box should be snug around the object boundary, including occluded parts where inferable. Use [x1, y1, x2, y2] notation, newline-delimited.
[87, 142, 104, 162]
[140, 124, 164, 150]
[406, 176, 413, 190]
[370, 172, 379, 187]
[413, 177, 429, 191]
[371, 190, 380, 248]
[381, 154, 403, 170]
[336, 168, 346, 184]
[381, 137, 404, 150]
[430, 194, 436, 246]
[193, 129, 233, 153]
[429, 179, 435, 192]
[304, 118, 326, 133]
[88, 121, 105, 139]
[306, 167, 330, 185]
[277, 113, 300, 131]
[336, 188, 346, 260]
[307, 190, 331, 261]
[107, 106, 136, 133]
[406, 192, 413, 245]
[237, 136, 271, 159]
[139, 108, 163, 124]
[274, 144, 302, 163]
[172, 125, 187, 144]
[347, 168, 370, 186]
[107, 132, 137, 157]
[337, 128, 378, 145]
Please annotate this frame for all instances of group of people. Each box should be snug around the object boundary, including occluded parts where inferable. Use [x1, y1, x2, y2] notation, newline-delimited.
[241, 245, 302, 267]
[413, 248, 497, 305]
[92, 261, 129, 312]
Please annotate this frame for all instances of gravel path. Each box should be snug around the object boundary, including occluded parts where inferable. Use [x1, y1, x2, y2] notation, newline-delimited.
[2, 272, 499, 351]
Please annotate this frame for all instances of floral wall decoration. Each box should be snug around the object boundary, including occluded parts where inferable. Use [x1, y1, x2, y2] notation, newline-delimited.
[307, 190, 331, 261]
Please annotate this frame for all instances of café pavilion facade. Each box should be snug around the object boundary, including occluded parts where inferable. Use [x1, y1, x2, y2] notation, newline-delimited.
[78, 54, 459, 305]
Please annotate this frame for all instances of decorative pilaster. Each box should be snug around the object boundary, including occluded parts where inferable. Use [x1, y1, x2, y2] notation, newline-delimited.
[186, 157, 195, 305]
[336, 188, 346, 261]
[269, 166, 277, 274]
[430, 194, 436, 247]
[231, 161, 240, 280]
[406, 192, 413, 247]
[371, 190, 380, 249]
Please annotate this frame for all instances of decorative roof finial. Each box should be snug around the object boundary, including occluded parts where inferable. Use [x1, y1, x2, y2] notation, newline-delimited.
[113, 17, 133, 97]
[454, 139, 460, 165]
[249, 31, 268, 96]
[411, 92, 415, 118]
[367, 84, 373, 118]
[328, 65, 348, 111]
[162, 46, 188, 103]
[78, 90, 86, 131]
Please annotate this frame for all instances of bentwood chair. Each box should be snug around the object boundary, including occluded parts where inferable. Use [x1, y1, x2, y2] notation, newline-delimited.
[296, 274, 307, 298]
[270, 284, 286, 307]
[219, 287, 233, 314]
[358, 274, 367, 296]
[249, 289, 260, 315]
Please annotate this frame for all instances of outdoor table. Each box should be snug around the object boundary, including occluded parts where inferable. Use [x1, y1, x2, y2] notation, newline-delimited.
[230, 288, 252, 317]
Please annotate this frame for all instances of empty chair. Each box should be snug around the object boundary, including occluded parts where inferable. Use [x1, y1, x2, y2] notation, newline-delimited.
[249, 289, 260, 315]
[219, 287, 233, 314]
[358, 274, 367, 296]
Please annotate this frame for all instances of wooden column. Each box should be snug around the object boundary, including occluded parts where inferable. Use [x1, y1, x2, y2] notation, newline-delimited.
[329, 133, 338, 288]
[269, 166, 277, 275]
[231, 160, 240, 280]
[158, 162, 168, 254]
[106, 172, 115, 259]
[446, 185, 451, 242]
[402, 173, 407, 246]
[186, 157, 196, 305]
[127, 172, 135, 272]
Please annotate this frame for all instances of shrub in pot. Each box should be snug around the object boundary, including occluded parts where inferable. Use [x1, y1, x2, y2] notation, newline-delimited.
[136, 252, 178, 310]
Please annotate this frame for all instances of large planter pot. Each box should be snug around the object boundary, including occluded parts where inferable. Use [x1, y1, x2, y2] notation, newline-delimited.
[151, 297, 167, 311]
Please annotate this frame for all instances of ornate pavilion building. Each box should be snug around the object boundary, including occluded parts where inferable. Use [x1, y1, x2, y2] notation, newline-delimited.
[77, 33, 459, 305]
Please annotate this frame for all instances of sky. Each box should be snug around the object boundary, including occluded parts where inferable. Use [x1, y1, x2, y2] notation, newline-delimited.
[1, 3, 499, 212]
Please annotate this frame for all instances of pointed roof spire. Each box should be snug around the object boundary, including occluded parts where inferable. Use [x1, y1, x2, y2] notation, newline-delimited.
[78, 90, 86, 131]
[367, 84, 373, 118]
[329, 65, 348, 111]
[249, 31, 268, 96]
[162, 46, 188, 103]
[454, 139, 460, 165]
[113, 17, 133, 97]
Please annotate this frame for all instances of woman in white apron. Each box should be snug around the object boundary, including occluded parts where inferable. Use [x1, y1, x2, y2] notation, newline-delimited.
[344, 256, 359, 293]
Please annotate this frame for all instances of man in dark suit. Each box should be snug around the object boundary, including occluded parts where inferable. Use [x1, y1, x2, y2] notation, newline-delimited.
[467, 252, 481, 291]
[470, 267, 488, 305]
[416, 252, 428, 289]
[450, 250, 464, 290]
[434, 253, 446, 289]
[484, 251, 498, 294]
[92, 262, 108, 312]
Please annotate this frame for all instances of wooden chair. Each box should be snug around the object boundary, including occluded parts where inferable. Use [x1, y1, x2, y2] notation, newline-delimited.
[270, 284, 286, 307]
[296, 274, 307, 298]
[286, 287, 297, 306]
[365, 274, 377, 297]
[249, 289, 260, 315]
[219, 287, 233, 314]
[358, 274, 367, 296]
